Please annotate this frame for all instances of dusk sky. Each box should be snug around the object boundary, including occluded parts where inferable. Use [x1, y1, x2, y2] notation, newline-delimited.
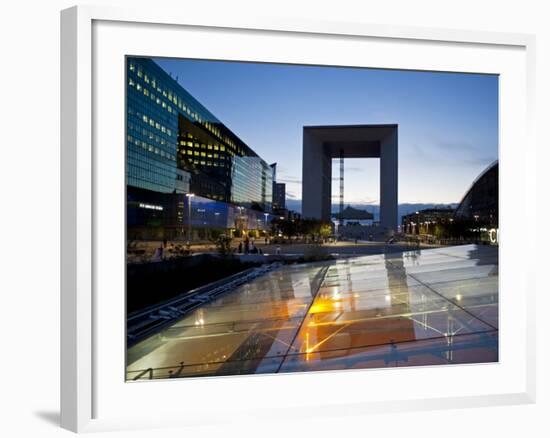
[155, 58, 498, 205]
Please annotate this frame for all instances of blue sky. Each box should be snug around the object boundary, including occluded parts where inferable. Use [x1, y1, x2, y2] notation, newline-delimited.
[155, 58, 498, 205]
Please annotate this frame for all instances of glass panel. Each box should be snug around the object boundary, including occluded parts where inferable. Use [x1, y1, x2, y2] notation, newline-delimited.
[279, 331, 498, 373]
[127, 245, 498, 379]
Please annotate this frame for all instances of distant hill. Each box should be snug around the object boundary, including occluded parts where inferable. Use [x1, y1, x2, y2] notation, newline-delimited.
[285, 199, 458, 223]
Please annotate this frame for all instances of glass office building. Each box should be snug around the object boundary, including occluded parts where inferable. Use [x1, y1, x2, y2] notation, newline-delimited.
[231, 156, 273, 211]
[126, 57, 275, 238]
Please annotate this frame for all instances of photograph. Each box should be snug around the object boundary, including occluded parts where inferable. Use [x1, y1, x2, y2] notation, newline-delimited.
[125, 56, 499, 380]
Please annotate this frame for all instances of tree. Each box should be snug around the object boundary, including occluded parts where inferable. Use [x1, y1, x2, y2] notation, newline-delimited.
[319, 222, 332, 239]
[213, 234, 233, 257]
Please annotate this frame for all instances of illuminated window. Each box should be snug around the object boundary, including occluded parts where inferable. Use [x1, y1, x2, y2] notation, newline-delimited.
[220, 146, 225, 151]
[201, 152, 206, 157]
[214, 145, 219, 151]
[207, 144, 212, 150]
[129, 63, 135, 71]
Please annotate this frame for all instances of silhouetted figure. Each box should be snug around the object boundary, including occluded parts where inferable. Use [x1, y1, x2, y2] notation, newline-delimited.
[152, 246, 164, 262]
[238, 242, 243, 253]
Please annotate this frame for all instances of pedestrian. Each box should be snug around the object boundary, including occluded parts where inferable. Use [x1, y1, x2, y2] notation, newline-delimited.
[238, 242, 243, 253]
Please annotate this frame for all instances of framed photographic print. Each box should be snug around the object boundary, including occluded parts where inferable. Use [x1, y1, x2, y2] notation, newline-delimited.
[61, 4, 536, 433]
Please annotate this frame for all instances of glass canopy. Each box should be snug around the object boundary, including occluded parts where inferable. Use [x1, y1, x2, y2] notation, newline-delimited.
[127, 244, 498, 380]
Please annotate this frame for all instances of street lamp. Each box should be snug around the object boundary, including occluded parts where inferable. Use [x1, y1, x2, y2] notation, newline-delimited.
[186, 193, 195, 244]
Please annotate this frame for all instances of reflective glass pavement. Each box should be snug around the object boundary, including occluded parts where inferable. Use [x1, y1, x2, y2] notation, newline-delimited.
[126, 244, 498, 380]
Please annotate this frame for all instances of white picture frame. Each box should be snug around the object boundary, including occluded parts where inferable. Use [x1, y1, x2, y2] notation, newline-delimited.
[60, 4, 536, 433]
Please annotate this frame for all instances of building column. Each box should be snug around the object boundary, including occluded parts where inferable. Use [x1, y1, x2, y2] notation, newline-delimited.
[302, 130, 331, 220]
[380, 129, 398, 232]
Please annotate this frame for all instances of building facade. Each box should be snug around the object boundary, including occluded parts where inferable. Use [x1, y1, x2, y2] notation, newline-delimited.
[454, 161, 498, 227]
[127, 57, 275, 239]
[401, 208, 455, 235]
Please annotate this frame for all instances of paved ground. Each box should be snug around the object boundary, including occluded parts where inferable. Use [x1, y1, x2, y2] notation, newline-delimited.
[257, 240, 439, 256]
[128, 239, 441, 262]
[126, 244, 498, 379]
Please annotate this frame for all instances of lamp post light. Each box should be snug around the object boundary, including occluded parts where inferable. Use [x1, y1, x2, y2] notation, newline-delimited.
[186, 193, 195, 245]
[473, 214, 480, 241]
